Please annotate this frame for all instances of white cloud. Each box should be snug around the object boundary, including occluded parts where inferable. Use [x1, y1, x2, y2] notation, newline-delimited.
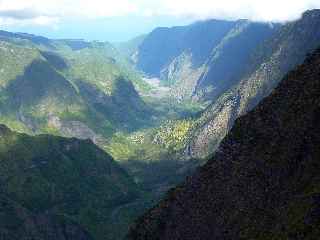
[159, 0, 320, 21]
[0, 0, 137, 26]
[0, 0, 319, 27]
[0, 14, 59, 27]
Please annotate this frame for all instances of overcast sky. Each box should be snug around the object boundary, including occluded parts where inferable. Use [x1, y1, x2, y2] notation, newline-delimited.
[0, 0, 319, 41]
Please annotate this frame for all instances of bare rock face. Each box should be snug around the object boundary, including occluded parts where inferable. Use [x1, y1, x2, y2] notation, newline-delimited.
[48, 114, 106, 145]
[127, 48, 320, 240]
[61, 120, 103, 143]
[160, 52, 205, 102]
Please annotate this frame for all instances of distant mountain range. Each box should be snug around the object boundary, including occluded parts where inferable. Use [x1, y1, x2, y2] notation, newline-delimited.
[0, 32, 152, 143]
[131, 19, 279, 102]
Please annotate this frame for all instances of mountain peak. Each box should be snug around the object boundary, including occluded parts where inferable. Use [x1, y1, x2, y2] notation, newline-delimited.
[302, 9, 320, 19]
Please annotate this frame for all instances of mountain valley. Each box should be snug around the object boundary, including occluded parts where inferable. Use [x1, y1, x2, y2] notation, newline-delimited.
[0, 8, 319, 240]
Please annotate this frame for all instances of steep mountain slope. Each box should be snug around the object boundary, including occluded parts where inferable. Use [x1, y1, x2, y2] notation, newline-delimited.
[115, 35, 147, 63]
[135, 20, 236, 78]
[55, 42, 151, 132]
[193, 20, 277, 102]
[0, 32, 152, 142]
[133, 19, 278, 101]
[0, 30, 56, 49]
[0, 124, 139, 240]
[128, 46, 320, 240]
[186, 9, 320, 158]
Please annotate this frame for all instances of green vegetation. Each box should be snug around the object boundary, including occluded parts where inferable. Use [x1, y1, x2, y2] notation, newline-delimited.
[0, 124, 140, 240]
[2, 11, 319, 239]
[0, 41, 40, 87]
[153, 119, 193, 152]
[0, 32, 155, 142]
[106, 129, 167, 162]
[0, 32, 202, 240]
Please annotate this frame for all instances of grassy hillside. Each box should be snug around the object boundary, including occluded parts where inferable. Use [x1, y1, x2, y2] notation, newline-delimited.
[0, 32, 153, 143]
[0, 124, 140, 240]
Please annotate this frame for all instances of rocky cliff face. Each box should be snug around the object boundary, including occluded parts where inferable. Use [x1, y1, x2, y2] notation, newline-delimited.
[127, 47, 320, 240]
[186, 9, 320, 158]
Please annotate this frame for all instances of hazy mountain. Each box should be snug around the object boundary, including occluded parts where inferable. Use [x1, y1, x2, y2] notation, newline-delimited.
[115, 35, 147, 63]
[135, 20, 236, 77]
[131, 19, 278, 101]
[185, 9, 320, 158]
[0, 30, 56, 49]
[128, 46, 320, 240]
[193, 21, 278, 102]
[0, 124, 139, 240]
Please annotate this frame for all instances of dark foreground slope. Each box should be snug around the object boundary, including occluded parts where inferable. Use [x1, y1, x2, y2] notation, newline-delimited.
[127, 48, 320, 239]
[0, 125, 139, 240]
